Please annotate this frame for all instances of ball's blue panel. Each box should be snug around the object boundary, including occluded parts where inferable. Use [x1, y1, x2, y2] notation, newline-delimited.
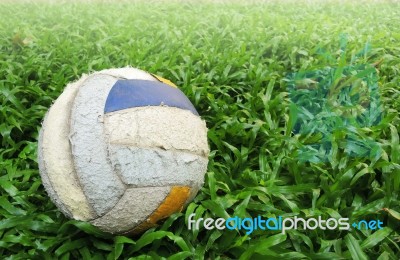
[104, 80, 199, 116]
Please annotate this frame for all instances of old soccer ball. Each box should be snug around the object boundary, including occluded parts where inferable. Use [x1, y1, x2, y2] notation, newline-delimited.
[38, 67, 209, 234]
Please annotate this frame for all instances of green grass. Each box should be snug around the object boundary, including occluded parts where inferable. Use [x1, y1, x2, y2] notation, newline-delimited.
[1, 0, 400, 259]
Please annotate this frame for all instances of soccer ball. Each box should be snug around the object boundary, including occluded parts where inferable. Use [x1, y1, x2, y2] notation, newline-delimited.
[38, 67, 209, 234]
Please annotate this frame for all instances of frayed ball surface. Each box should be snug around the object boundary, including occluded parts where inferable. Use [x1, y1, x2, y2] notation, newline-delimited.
[38, 67, 209, 234]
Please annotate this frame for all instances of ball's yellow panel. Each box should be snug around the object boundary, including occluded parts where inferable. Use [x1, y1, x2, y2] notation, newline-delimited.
[152, 74, 178, 88]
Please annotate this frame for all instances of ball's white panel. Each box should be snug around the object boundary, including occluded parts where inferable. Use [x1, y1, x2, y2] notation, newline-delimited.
[38, 127, 72, 218]
[90, 187, 170, 234]
[70, 74, 126, 216]
[104, 106, 209, 157]
[38, 76, 95, 221]
[95, 67, 158, 81]
[108, 145, 208, 188]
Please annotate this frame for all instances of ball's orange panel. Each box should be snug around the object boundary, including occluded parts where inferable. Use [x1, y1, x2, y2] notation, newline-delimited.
[148, 186, 191, 223]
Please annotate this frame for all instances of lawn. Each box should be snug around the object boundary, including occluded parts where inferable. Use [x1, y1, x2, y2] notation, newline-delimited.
[0, 0, 399, 259]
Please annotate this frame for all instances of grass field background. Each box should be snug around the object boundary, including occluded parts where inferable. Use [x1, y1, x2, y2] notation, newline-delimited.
[0, 0, 399, 259]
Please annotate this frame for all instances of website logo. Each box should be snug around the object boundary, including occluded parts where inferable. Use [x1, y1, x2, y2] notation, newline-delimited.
[188, 214, 384, 235]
